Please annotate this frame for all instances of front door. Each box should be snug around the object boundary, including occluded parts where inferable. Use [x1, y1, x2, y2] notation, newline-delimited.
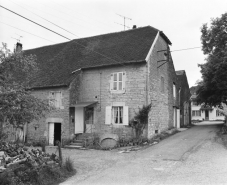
[205, 110, 209, 120]
[54, 123, 61, 146]
[48, 123, 54, 145]
[75, 107, 84, 134]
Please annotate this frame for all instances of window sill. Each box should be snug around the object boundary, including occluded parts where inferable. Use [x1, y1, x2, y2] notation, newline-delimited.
[110, 90, 125, 94]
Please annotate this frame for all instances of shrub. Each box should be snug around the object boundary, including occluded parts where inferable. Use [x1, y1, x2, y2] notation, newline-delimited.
[64, 157, 74, 172]
[130, 104, 151, 138]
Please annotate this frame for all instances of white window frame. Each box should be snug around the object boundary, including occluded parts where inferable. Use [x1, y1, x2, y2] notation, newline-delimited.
[105, 102, 128, 125]
[49, 91, 64, 109]
[110, 72, 126, 93]
[192, 110, 201, 117]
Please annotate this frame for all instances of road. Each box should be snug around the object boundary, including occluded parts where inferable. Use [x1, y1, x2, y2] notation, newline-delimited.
[57, 121, 227, 185]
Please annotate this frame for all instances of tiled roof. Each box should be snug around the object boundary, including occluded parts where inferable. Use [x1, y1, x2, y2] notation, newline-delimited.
[25, 26, 170, 88]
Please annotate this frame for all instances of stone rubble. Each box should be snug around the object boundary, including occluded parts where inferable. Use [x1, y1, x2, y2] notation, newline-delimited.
[0, 142, 59, 173]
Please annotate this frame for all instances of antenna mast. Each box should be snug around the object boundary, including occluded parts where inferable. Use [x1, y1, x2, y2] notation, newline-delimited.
[116, 14, 132, 30]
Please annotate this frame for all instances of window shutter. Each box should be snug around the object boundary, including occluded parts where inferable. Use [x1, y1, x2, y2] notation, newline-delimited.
[122, 72, 126, 92]
[123, 106, 129, 125]
[105, 106, 112, 125]
[110, 74, 113, 91]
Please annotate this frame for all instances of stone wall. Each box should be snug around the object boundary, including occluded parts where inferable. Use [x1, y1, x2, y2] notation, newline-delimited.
[79, 63, 147, 138]
[147, 34, 179, 138]
[27, 87, 71, 143]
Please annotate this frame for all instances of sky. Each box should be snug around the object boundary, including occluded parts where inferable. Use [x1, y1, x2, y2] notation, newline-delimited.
[1, 0, 227, 87]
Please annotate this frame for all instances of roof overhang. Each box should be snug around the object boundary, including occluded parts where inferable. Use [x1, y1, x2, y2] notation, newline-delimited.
[200, 106, 213, 111]
[70, 101, 98, 108]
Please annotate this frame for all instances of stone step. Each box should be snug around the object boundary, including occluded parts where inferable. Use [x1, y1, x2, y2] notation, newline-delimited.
[70, 142, 84, 146]
[64, 145, 83, 149]
[76, 133, 94, 140]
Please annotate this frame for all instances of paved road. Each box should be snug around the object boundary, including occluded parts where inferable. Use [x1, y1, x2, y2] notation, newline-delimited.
[56, 121, 227, 185]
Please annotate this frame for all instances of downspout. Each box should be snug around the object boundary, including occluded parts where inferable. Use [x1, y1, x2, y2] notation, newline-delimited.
[178, 87, 181, 126]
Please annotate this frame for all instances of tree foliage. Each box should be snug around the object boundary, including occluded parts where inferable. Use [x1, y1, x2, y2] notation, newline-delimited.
[0, 43, 50, 129]
[197, 13, 227, 106]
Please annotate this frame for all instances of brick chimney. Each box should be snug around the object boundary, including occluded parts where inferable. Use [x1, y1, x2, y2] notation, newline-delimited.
[15, 42, 22, 53]
[133, 25, 137, 29]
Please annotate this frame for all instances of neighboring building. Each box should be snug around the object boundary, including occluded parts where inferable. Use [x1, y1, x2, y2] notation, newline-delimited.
[190, 86, 225, 121]
[176, 70, 191, 127]
[23, 26, 182, 145]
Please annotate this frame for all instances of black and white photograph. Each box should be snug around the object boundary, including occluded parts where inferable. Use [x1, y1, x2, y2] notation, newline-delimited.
[1, 0, 227, 184]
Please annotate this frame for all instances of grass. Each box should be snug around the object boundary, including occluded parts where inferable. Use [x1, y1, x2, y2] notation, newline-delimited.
[64, 157, 74, 172]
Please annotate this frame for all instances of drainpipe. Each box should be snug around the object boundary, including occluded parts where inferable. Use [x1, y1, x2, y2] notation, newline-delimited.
[178, 87, 181, 126]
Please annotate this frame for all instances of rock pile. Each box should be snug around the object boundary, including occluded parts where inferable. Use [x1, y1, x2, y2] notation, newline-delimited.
[0, 142, 59, 173]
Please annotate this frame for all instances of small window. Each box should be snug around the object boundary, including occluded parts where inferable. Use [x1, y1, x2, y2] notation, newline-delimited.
[110, 72, 125, 92]
[105, 104, 128, 125]
[112, 106, 123, 124]
[173, 83, 176, 98]
[161, 77, 164, 93]
[49, 91, 63, 109]
[192, 110, 201, 117]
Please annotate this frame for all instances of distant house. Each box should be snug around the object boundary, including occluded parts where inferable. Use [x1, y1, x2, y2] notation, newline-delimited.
[190, 86, 224, 121]
[22, 26, 183, 145]
[176, 70, 191, 127]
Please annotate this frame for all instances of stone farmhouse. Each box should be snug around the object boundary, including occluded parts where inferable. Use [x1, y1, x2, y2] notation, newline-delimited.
[21, 26, 185, 145]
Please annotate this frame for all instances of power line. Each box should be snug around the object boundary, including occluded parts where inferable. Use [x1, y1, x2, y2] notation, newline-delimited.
[171, 46, 201, 52]
[0, 4, 71, 41]
[0, 5, 127, 67]
[9, 0, 79, 38]
[49, 0, 116, 31]
[0, 21, 56, 43]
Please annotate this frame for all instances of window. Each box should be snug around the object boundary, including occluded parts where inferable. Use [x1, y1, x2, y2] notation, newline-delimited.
[161, 77, 164, 93]
[173, 83, 176, 98]
[216, 110, 223, 117]
[49, 91, 63, 109]
[192, 110, 201, 117]
[105, 103, 128, 125]
[113, 106, 123, 124]
[110, 72, 126, 92]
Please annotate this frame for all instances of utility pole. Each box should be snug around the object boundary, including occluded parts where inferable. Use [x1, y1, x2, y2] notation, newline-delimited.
[116, 14, 132, 30]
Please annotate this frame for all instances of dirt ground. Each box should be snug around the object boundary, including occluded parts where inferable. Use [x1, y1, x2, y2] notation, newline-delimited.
[46, 121, 227, 185]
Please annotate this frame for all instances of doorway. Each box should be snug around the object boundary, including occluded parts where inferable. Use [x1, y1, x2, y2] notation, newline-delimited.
[48, 122, 61, 146]
[205, 110, 209, 120]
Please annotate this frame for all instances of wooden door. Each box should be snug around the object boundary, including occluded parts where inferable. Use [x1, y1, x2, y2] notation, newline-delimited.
[48, 123, 54, 145]
[75, 107, 84, 134]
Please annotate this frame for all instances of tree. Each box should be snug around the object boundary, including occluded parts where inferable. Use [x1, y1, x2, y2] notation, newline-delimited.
[0, 43, 50, 140]
[196, 13, 227, 106]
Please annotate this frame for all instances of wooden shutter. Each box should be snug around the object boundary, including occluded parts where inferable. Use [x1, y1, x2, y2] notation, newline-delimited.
[105, 106, 112, 125]
[122, 72, 126, 92]
[110, 74, 113, 91]
[123, 106, 129, 125]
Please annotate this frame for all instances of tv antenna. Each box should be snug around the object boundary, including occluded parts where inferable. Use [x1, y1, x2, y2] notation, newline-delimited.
[116, 14, 132, 30]
[11, 35, 23, 42]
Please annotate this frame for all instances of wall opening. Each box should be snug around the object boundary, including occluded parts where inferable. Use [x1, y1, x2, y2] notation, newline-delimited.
[54, 123, 61, 146]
